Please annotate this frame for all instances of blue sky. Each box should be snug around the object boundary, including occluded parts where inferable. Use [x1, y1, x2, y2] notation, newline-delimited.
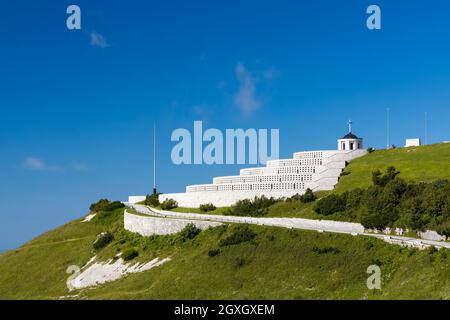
[1, 0, 450, 249]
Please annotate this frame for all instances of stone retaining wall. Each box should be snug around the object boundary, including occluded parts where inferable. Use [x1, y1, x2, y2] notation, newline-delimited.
[124, 211, 222, 236]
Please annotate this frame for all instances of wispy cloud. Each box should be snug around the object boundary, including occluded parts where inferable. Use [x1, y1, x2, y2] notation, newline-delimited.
[22, 157, 90, 173]
[69, 161, 91, 172]
[90, 31, 109, 48]
[234, 63, 261, 116]
[23, 157, 46, 171]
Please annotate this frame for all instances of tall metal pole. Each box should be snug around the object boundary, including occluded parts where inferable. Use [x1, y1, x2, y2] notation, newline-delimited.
[386, 108, 390, 149]
[153, 123, 157, 195]
[425, 112, 428, 145]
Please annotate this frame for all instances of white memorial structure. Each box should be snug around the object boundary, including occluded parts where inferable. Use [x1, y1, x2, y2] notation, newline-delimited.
[405, 138, 421, 147]
[154, 122, 368, 208]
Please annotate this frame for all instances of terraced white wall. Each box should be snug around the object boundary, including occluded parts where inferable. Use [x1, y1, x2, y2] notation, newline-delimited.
[124, 211, 222, 236]
[158, 148, 367, 208]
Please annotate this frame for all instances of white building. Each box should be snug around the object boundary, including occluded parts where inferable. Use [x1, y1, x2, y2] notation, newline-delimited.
[405, 138, 421, 147]
[154, 122, 368, 208]
[337, 120, 363, 151]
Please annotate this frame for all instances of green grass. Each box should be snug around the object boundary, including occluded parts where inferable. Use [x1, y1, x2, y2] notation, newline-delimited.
[2, 214, 450, 300]
[264, 199, 351, 221]
[265, 143, 450, 221]
[335, 143, 450, 193]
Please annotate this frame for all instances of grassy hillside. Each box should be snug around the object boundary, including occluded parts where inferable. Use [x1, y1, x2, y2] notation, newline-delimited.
[1, 207, 450, 300]
[335, 143, 450, 193]
[1, 143, 450, 300]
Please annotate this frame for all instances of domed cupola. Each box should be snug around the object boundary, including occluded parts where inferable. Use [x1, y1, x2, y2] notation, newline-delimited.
[338, 120, 363, 151]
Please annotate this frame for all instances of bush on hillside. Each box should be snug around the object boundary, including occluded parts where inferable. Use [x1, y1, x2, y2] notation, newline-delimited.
[122, 248, 139, 261]
[103, 201, 125, 211]
[312, 246, 341, 254]
[314, 194, 347, 216]
[219, 225, 257, 247]
[437, 221, 450, 238]
[93, 232, 114, 250]
[89, 198, 110, 212]
[199, 203, 216, 212]
[225, 196, 278, 217]
[144, 193, 161, 207]
[300, 188, 317, 203]
[345, 188, 364, 211]
[372, 166, 400, 187]
[179, 223, 201, 241]
[160, 199, 178, 210]
[208, 248, 221, 257]
[361, 178, 407, 230]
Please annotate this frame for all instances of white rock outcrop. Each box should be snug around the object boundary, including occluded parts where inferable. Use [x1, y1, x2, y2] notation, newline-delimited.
[67, 256, 171, 290]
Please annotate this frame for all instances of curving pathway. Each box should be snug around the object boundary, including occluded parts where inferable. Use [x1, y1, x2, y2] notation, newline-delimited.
[124, 203, 450, 250]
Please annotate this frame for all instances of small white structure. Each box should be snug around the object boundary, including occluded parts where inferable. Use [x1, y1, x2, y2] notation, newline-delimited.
[337, 121, 363, 151]
[156, 122, 367, 208]
[405, 138, 421, 147]
[128, 196, 146, 204]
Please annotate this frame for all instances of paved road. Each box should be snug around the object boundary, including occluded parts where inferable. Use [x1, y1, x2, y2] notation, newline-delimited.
[124, 203, 450, 250]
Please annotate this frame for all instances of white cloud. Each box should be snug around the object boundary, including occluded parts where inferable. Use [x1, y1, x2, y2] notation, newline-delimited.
[234, 63, 261, 116]
[22, 157, 90, 173]
[23, 157, 46, 171]
[90, 32, 109, 48]
[70, 162, 91, 172]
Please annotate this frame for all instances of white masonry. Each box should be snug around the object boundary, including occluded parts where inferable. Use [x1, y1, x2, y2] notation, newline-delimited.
[152, 122, 368, 208]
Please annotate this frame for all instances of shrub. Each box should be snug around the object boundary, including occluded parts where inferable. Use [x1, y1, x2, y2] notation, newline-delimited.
[314, 194, 347, 216]
[144, 193, 161, 207]
[93, 232, 114, 250]
[160, 199, 178, 210]
[437, 221, 450, 237]
[199, 203, 216, 212]
[103, 201, 125, 211]
[208, 248, 221, 257]
[225, 196, 277, 217]
[288, 194, 302, 202]
[179, 223, 201, 241]
[345, 188, 364, 211]
[372, 166, 400, 187]
[361, 178, 406, 230]
[427, 246, 438, 255]
[299, 188, 316, 203]
[219, 225, 257, 247]
[89, 198, 110, 212]
[367, 147, 375, 153]
[122, 248, 139, 261]
[312, 246, 341, 254]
